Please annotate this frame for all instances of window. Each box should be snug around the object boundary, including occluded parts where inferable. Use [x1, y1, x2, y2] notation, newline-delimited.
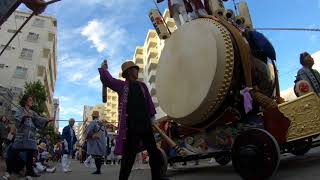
[0, 64, 4, 68]
[26, 32, 39, 42]
[48, 33, 55, 42]
[7, 29, 17, 33]
[14, 66, 28, 79]
[11, 87, 23, 93]
[15, 15, 26, 20]
[43, 48, 50, 58]
[0, 102, 3, 106]
[20, 48, 33, 60]
[37, 65, 45, 77]
[10, 87, 23, 100]
[33, 18, 45, 27]
[0, 44, 15, 51]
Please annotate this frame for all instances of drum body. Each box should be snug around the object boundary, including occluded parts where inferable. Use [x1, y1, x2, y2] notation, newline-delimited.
[156, 18, 276, 127]
[156, 18, 234, 126]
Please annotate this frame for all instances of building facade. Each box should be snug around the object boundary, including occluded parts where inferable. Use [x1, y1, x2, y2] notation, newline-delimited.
[75, 122, 83, 140]
[0, 11, 57, 117]
[105, 88, 118, 126]
[0, 85, 14, 120]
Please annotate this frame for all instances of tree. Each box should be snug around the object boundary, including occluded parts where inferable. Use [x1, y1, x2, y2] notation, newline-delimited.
[38, 124, 59, 144]
[20, 80, 47, 116]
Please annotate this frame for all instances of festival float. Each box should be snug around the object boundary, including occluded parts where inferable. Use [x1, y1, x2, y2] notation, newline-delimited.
[149, 0, 320, 179]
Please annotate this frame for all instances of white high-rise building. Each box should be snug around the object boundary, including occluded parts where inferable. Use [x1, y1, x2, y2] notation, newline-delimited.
[83, 105, 94, 122]
[0, 11, 57, 117]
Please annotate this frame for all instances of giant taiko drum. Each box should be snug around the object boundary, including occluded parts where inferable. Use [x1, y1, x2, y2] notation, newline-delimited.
[156, 18, 236, 126]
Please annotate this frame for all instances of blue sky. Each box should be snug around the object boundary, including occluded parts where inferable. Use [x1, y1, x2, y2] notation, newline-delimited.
[21, 0, 320, 129]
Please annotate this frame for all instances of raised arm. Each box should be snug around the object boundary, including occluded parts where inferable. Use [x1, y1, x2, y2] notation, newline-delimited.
[32, 111, 51, 129]
[98, 60, 124, 93]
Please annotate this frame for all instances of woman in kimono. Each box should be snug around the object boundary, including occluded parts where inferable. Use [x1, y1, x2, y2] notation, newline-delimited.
[8, 94, 53, 180]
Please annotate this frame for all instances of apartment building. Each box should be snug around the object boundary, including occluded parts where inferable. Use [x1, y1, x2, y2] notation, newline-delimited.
[0, 10, 57, 117]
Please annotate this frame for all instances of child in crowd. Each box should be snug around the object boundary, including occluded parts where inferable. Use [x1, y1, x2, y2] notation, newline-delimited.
[33, 143, 56, 174]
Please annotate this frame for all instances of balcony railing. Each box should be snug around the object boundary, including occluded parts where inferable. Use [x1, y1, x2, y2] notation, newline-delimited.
[150, 83, 156, 96]
[147, 48, 158, 63]
[148, 70, 156, 84]
[147, 38, 157, 52]
[147, 58, 158, 74]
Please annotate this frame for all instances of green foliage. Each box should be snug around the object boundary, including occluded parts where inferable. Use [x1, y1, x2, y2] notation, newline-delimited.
[20, 80, 47, 115]
[38, 124, 59, 144]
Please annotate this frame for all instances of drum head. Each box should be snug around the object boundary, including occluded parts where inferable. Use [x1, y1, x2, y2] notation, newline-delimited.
[156, 19, 234, 126]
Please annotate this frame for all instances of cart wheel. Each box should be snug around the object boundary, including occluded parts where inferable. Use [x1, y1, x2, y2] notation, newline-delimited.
[215, 153, 231, 166]
[158, 147, 168, 176]
[232, 128, 280, 180]
[291, 138, 312, 156]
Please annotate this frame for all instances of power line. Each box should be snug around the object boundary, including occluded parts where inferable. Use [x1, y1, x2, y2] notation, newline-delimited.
[255, 28, 320, 32]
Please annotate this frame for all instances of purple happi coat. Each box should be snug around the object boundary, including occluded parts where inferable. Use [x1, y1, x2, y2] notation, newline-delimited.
[98, 68, 156, 155]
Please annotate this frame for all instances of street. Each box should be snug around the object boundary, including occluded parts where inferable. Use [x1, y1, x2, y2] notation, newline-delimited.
[24, 147, 320, 180]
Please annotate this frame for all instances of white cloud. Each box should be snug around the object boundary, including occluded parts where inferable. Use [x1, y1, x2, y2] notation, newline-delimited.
[88, 75, 102, 90]
[60, 106, 83, 119]
[280, 88, 296, 101]
[55, 96, 71, 102]
[81, 20, 108, 53]
[58, 55, 98, 84]
[81, 19, 128, 56]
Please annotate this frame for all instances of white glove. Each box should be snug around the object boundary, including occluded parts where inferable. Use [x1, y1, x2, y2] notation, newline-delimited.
[64, 139, 68, 151]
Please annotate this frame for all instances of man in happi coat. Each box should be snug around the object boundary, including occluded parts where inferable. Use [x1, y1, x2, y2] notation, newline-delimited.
[295, 52, 320, 96]
[99, 60, 168, 180]
[85, 111, 107, 175]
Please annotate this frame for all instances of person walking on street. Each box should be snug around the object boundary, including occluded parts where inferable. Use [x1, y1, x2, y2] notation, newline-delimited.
[61, 118, 77, 173]
[7, 94, 53, 180]
[85, 111, 107, 174]
[99, 60, 169, 180]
